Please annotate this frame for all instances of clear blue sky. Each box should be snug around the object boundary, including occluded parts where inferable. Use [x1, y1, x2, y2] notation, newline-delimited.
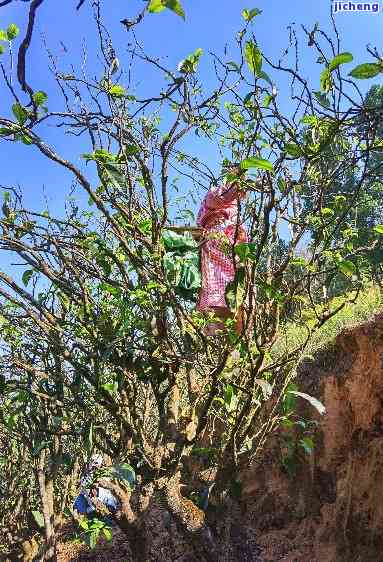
[0, 0, 382, 267]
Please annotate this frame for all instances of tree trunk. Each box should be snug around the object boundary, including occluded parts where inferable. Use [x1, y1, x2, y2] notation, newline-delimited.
[37, 450, 57, 562]
[165, 472, 220, 562]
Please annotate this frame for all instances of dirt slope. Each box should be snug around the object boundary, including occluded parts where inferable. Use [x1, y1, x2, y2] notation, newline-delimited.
[241, 312, 383, 562]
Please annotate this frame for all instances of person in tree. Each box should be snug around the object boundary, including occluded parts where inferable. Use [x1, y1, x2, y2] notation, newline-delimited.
[195, 164, 248, 335]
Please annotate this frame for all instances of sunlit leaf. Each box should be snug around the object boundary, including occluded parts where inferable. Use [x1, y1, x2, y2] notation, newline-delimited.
[320, 67, 332, 93]
[240, 157, 274, 173]
[31, 510, 45, 529]
[101, 382, 118, 395]
[108, 84, 126, 98]
[103, 527, 113, 542]
[12, 103, 28, 125]
[244, 40, 262, 75]
[32, 91, 48, 107]
[328, 52, 353, 72]
[149, 0, 185, 19]
[164, 0, 185, 19]
[148, 0, 166, 13]
[288, 390, 326, 415]
[349, 63, 382, 79]
[338, 259, 356, 277]
[242, 7, 262, 22]
[6, 24, 19, 41]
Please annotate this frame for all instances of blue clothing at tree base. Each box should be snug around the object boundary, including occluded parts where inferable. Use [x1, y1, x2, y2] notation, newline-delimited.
[73, 486, 119, 515]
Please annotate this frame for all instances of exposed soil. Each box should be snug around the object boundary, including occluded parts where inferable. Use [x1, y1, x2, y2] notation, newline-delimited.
[56, 313, 383, 561]
[241, 312, 383, 562]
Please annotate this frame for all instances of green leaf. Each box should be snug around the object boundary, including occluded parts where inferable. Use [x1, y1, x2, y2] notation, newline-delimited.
[290, 257, 307, 267]
[225, 267, 245, 311]
[288, 391, 326, 415]
[103, 527, 113, 542]
[230, 479, 242, 499]
[240, 157, 274, 173]
[299, 437, 315, 455]
[254, 378, 272, 398]
[164, 0, 185, 19]
[242, 7, 262, 22]
[148, 0, 185, 19]
[99, 282, 121, 297]
[244, 41, 262, 75]
[32, 91, 48, 107]
[0, 29, 7, 41]
[83, 149, 115, 163]
[148, 0, 166, 13]
[22, 269, 34, 287]
[234, 243, 250, 262]
[6, 24, 19, 41]
[373, 225, 383, 234]
[191, 447, 218, 459]
[224, 384, 237, 412]
[320, 67, 332, 93]
[12, 103, 28, 125]
[284, 143, 302, 158]
[263, 94, 273, 108]
[108, 84, 126, 98]
[32, 440, 49, 457]
[84, 531, 98, 549]
[112, 463, 136, 486]
[0, 44, 5, 55]
[349, 63, 382, 79]
[101, 382, 118, 394]
[84, 422, 93, 455]
[257, 69, 272, 85]
[0, 127, 13, 135]
[178, 47, 203, 73]
[21, 135, 33, 145]
[227, 61, 240, 71]
[125, 144, 140, 155]
[31, 510, 45, 529]
[338, 259, 356, 278]
[313, 90, 330, 108]
[328, 52, 353, 72]
[138, 219, 152, 234]
[102, 162, 126, 189]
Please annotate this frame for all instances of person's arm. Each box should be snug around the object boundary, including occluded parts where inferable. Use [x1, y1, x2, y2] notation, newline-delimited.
[205, 166, 246, 209]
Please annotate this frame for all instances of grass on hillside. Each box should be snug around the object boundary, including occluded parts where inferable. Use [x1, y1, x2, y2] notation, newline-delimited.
[272, 285, 383, 364]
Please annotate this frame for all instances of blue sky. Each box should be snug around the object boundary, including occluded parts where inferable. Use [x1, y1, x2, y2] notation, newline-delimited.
[0, 0, 382, 268]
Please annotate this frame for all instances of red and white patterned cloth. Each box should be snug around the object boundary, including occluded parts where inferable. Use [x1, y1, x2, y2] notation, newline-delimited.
[196, 182, 247, 314]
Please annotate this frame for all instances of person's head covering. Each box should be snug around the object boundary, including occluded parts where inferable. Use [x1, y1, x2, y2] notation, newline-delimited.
[80, 453, 104, 491]
[89, 453, 103, 469]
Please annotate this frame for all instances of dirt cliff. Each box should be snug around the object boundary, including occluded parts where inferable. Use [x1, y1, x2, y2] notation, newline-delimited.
[241, 312, 383, 562]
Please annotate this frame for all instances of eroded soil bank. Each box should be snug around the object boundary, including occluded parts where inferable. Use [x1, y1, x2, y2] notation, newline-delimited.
[241, 312, 383, 562]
